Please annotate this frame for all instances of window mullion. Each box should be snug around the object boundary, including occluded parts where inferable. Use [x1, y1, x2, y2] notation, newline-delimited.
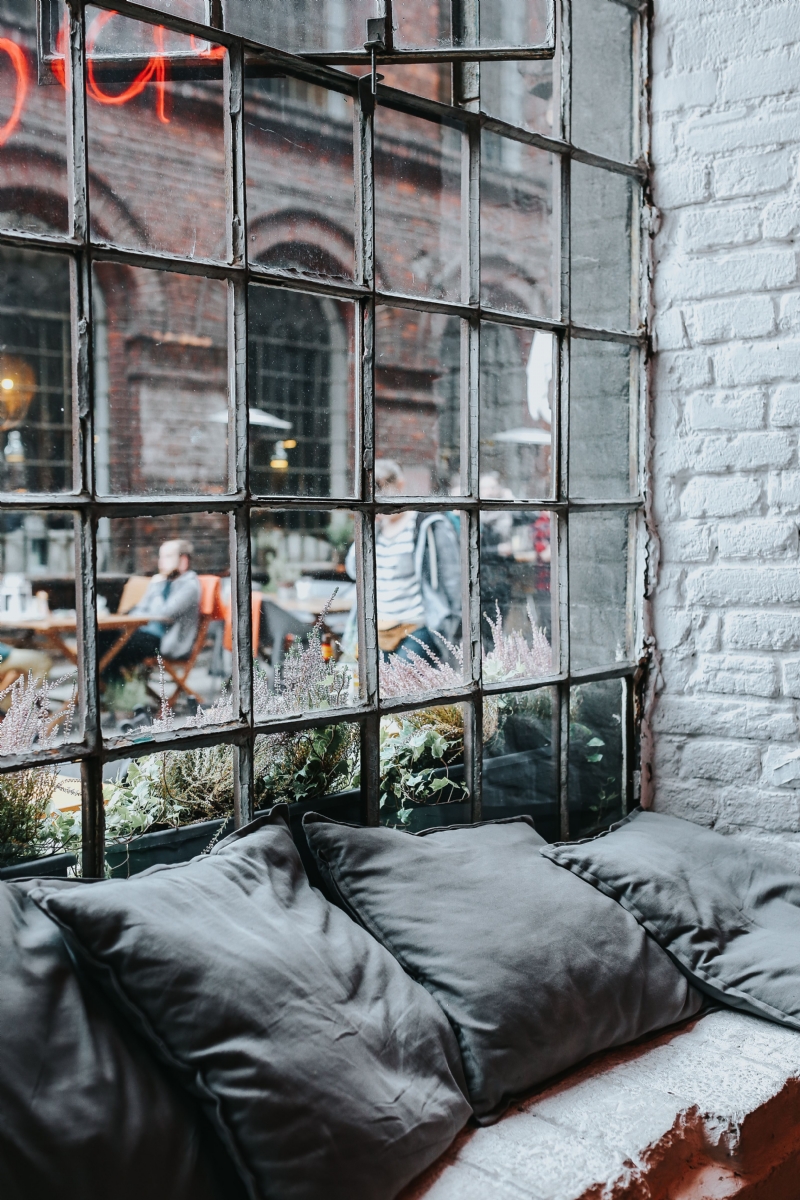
[558, 0, 572, 838]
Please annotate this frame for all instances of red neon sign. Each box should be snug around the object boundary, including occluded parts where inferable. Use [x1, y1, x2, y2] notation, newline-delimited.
[0, 37, 28, 146]
[85, 11, 169, 123]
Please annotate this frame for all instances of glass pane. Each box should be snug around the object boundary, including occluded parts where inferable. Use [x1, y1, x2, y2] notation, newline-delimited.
[248, 284, 356, 498]
[0, 247, 72, 494]
[0, 761, 82, 877]
[376, 306, 462, 497]
[99, 511, 232, 735]
[92, 264, 229, 496]
[480, 324, 554, 499]
[251, 508, 357, 720]
[569, 509, 631, 670]
[481, 136, 555, 317]
[481, 60, 555, 138]
[380, 703, 470, 832]
[375, 105, 462, 302]
[480, 508, 555, 678]
[569, 338, 636, 499]
[256, 722, 359, 808]
[379, 64, 451, 104]
[572, 0, 635, 163]
[85, 8, 226, 260]
[0, 509, 79, 750]
[571, 163, 636, 331]
[479, 0, 551, 47]
[394, 3, 451, 49]
[483, 686, 558, 839]
[376, 506, 464, 702]
[569, 678, 624, 837]
[0, 0, 69, 236]
[244, 69, 355, 281]
[224, 0, 374, 54]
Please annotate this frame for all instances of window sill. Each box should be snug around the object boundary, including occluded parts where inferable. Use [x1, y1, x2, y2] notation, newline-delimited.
[405, 1010, 800, 1199]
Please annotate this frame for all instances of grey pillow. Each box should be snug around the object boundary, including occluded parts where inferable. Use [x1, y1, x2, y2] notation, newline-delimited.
[303, 813, 703, 1122]
[541, 808, 800, 1030]
[0, 878, 237, 1200]
[34, 809, 471, 1200]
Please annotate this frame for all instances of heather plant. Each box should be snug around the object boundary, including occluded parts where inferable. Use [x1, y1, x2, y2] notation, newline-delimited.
[0, 672, 77, 866]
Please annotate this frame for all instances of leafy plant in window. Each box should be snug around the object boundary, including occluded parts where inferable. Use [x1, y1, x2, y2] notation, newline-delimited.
[0, 673, 77, 867]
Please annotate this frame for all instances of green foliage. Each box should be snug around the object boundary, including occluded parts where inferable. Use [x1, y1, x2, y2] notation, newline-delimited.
[379, 711, 467, 827]
[257, 722, 359, 806]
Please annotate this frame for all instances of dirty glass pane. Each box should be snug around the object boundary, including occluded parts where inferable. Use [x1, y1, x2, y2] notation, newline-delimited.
[395, 0, 552, 49]
[569, 509, 631, 670]
[0, 761, 82, 877]
[85, 8, 226, 260]
[394, 2, 452, 49]
[571, 163, 637, 331]
[378, 63, 451, 104]
[380, 703, 469, 832]
[374, 505, 464, 701]
[479, 0, 551, 48]
[251, 508, 357, 719]
[481, 59, 555, 138]
[375, 104, 462, 303]
[244, 69, 355, 281]
[572, 0, 635, 163]
[480, 508, 555, 677]
[569, 338, 636, 500]
[0, 508, 79, 749]
[99, 510, 232, 735]
[481, 135, 555, 317]
[247, 283, 356, 498]
[0, 0, 69, 236]
[483, 686, 558, 838]
[376, 305, 462, 497]
[92, 264, 229, 497]
[223, 0, 373, 54]
[0, 247, 72, 494]
[480, 323, 554, 500]
[256, 723, 360, 813]
[569, 678, 624, 837]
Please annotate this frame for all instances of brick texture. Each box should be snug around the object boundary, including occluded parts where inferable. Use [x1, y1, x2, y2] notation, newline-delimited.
[649, 0, 800, 846]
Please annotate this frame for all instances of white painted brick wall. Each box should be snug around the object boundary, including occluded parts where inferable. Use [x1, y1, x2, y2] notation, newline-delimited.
[648, 0, 800, 852]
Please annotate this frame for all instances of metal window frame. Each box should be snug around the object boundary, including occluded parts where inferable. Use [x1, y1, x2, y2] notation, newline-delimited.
[0, 0, 649, 874]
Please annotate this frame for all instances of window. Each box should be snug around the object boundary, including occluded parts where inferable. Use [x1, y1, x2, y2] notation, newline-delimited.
[0, 0, 646, 877]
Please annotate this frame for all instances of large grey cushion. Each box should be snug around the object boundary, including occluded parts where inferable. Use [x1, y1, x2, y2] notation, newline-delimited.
[0, 878, 237, 1200]
[303, 813, 703, 1122]
[34, 809, 471, 1200]
[542, 808, 800, 1030]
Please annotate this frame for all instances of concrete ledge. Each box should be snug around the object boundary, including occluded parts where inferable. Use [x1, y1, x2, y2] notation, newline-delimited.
[405, 1010, 800, 1199]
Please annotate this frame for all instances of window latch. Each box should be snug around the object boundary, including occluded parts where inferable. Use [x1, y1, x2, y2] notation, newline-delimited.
[364, 17, 386, 96]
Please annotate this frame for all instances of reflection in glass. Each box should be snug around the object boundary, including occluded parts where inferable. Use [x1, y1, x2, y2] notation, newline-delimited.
[479, 0, 551, 48]
[569, 510, 631, 670]
[379, 63, 451, 105]
[93, 264, 229, 496]
[376, 306, 462, 496]
[224, 0, 373, 54]
[394, 0, 551, 49]
[374, 500, 463, 701]
[248, 284, 355, 498]
[483, 686, 558, 839]
[572, 0, 635, 163]
[0, 0, 69, 236]
[481, 136, 555, 317]
[100, 511, 231, 734]
[481, 59, 555, 138]
[375, 105, 462, 302]
[0, 509, 78, 744]
[571, 163, 636, 331]
[569, 339, 635, 499]
[85, 8, 226, 259]
[380, 703, 469, 832]
[569, 679, 624, 837]
[244, 71, 355, 280]
[480, 324, 553, 499]
[251, 509, 357, 720]
[480, 508, 554, 675]
[0, 248, 72, 493]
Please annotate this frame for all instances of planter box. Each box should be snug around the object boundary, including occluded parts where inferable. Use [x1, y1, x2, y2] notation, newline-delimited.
[105, 788, 363, 882]
[0, 852, 78, 881]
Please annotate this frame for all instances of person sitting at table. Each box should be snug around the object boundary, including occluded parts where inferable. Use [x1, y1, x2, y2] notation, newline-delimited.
[100, 539, 201, 679]
[0, 643, 53, 710]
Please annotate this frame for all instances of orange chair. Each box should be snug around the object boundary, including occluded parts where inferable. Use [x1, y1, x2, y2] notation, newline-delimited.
[147, 575, 224, 709]
[222, 591, 262, 657]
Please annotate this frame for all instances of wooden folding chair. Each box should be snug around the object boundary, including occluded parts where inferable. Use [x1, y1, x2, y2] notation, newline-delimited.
[148, 575, 223, 709]
[222, 590, 263, 656]
[117, 575, 152, 614]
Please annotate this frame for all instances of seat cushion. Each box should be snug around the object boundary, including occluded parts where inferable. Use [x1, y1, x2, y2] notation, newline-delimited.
[0, 878, 238, 1200]
[541, 807, 800, 1029]
[34, 809, 471, 1200]
[303, 813, 703, 1122]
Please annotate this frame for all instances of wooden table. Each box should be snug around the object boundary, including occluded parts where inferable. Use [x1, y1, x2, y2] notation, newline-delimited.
[0, 613, 152, 674]
[267, 593, 354, 617]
